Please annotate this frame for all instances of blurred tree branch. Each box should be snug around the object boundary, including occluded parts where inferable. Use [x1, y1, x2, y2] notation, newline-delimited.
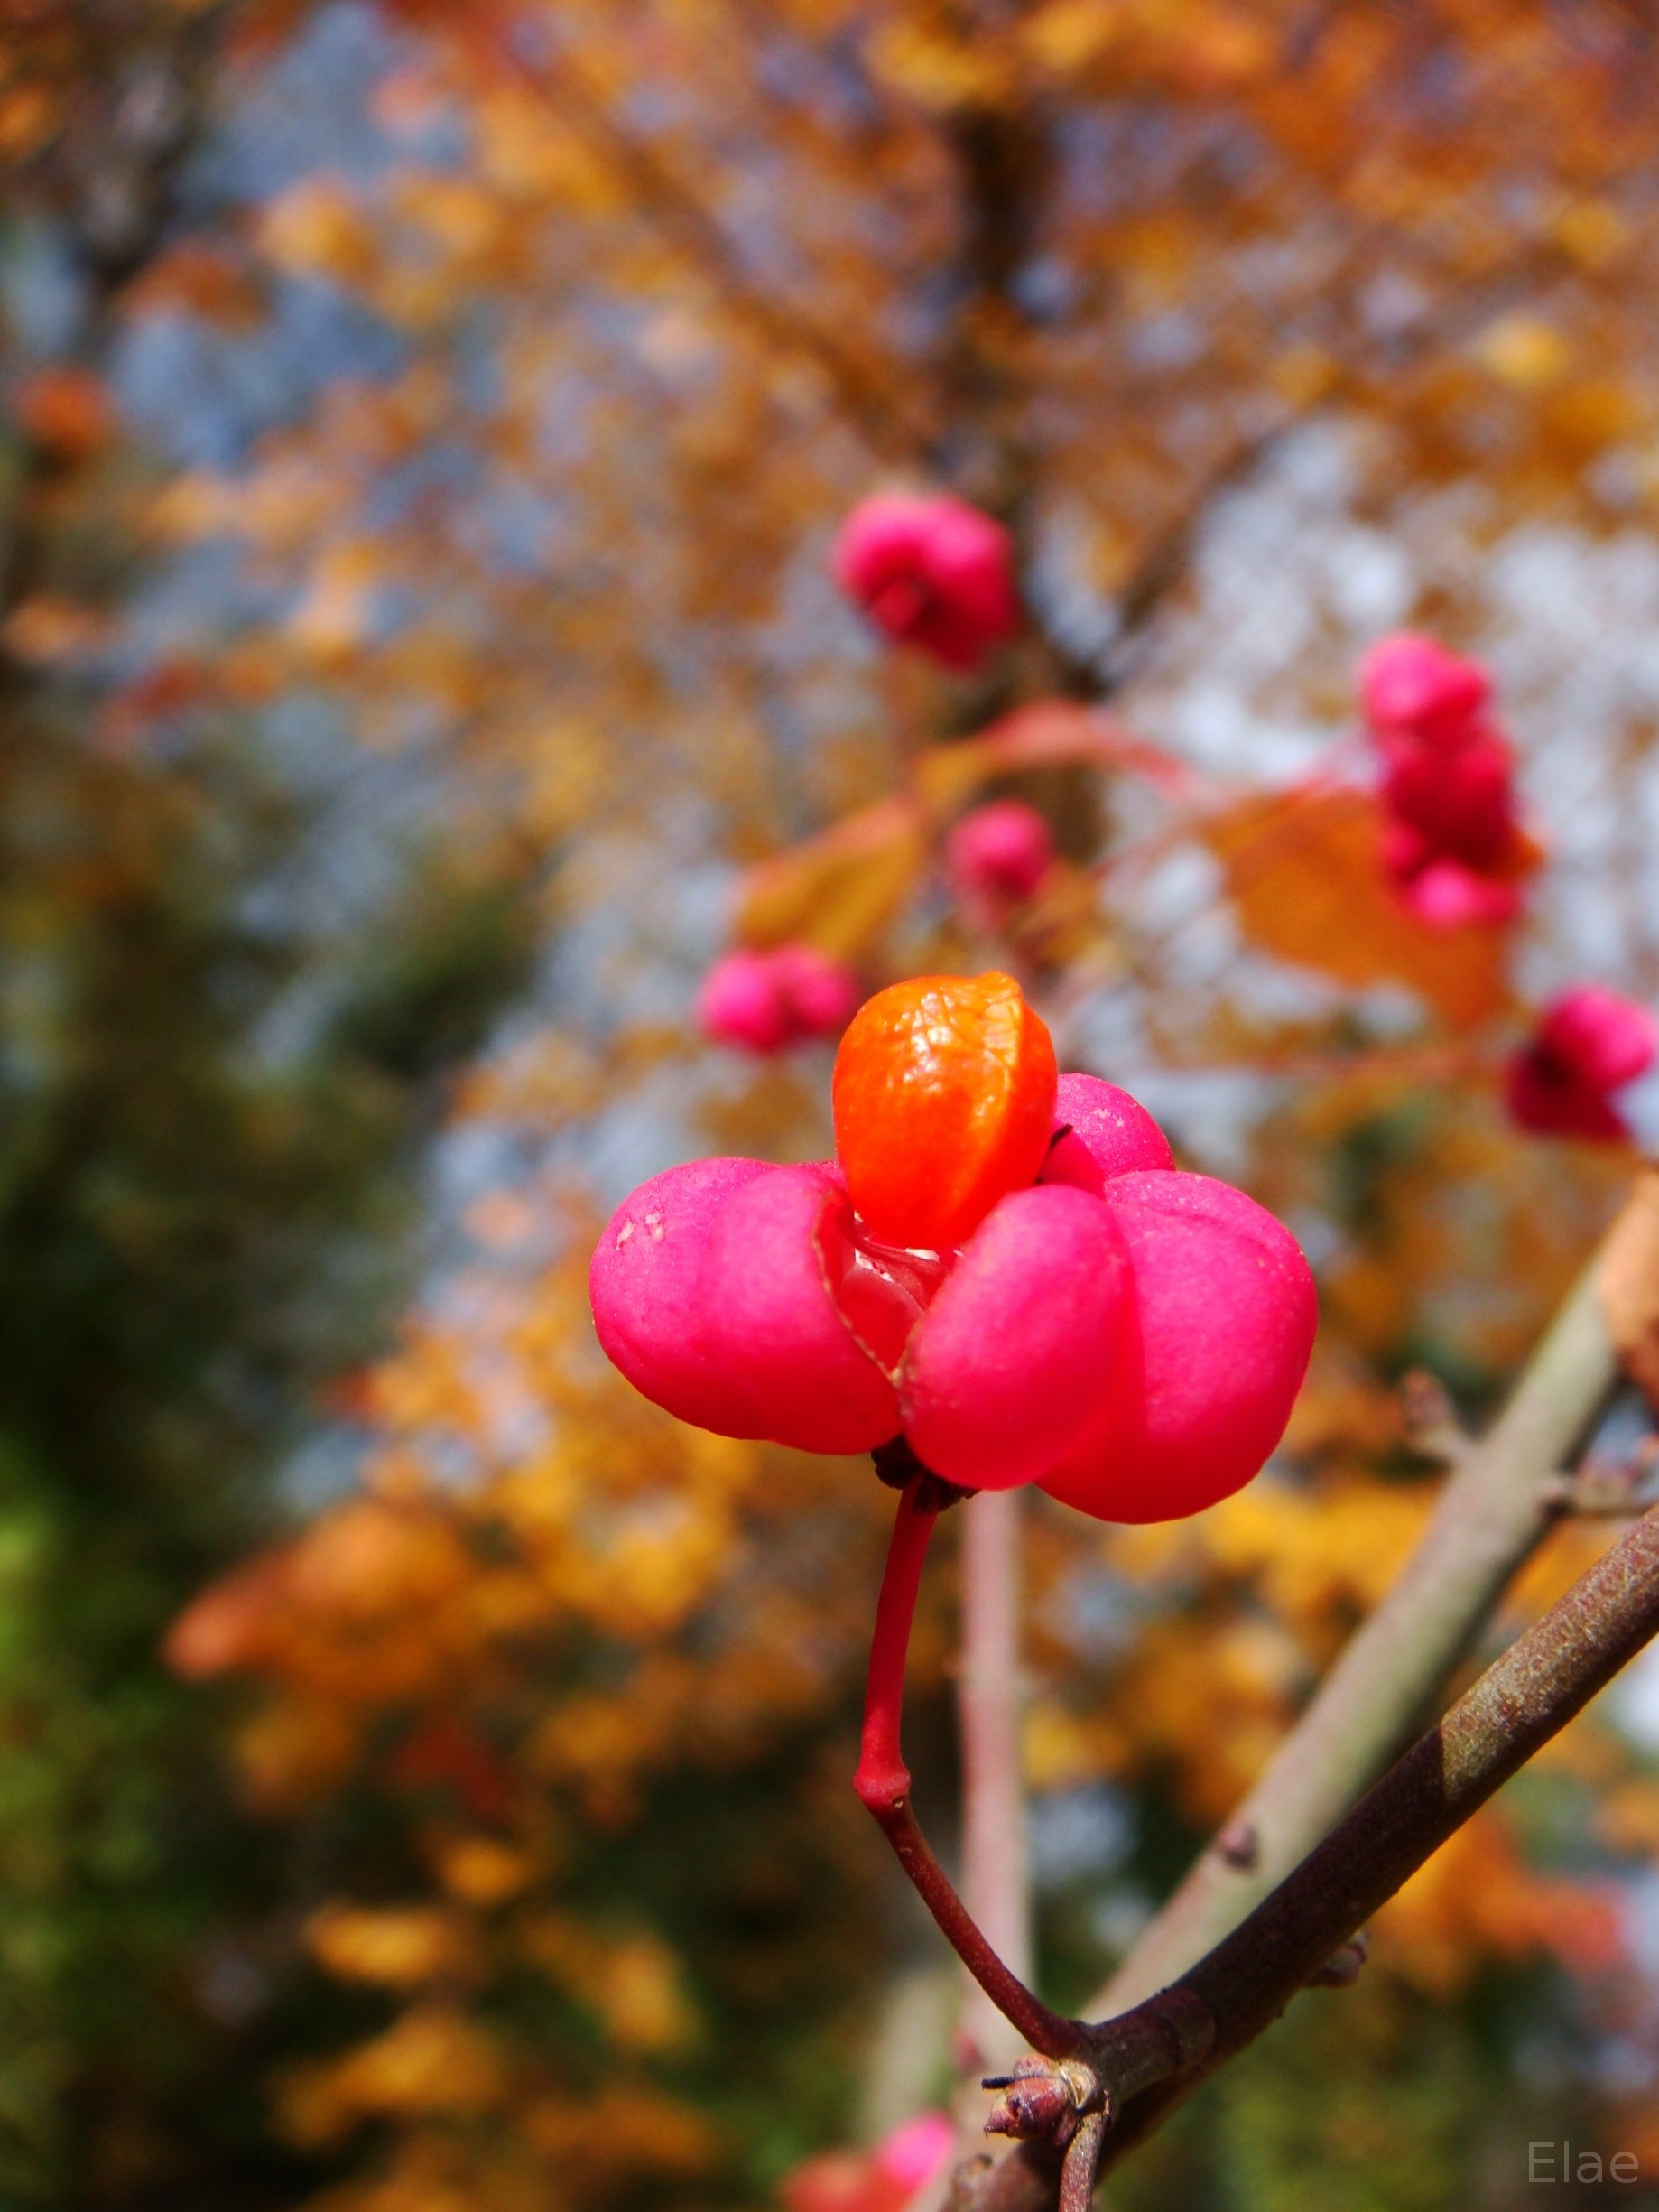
[477, 23, 935, 465]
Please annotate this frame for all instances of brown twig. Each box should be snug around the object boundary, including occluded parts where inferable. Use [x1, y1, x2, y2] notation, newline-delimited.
[1054, 2113, 1105, 2212]
[951, 1501, 1659, 2212]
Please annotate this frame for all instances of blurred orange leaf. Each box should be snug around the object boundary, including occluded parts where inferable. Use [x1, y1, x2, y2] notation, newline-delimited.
[735, 795, 926, 960]
[1204, 783, 1510, 1029]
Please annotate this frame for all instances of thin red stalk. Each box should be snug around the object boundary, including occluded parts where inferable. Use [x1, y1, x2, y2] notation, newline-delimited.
[856, 1481, 940, 1808]
[857, 1481, 1079, 2062]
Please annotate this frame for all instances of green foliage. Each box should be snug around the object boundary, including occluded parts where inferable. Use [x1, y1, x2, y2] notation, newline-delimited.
[0, 694, 535, 2201]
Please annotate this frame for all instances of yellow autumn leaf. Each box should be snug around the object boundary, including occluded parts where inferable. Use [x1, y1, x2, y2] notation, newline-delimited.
[306, 1904, 474, 1987]
[260, 178, 379, 284]
[1478, 314, 1570, 391]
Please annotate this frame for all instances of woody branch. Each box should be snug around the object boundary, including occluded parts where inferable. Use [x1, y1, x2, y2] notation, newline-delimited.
[947, 1496, 1659, 2211]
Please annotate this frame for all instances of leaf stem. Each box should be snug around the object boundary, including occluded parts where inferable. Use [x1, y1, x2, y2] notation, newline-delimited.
[857, 1480, 1080, 2061]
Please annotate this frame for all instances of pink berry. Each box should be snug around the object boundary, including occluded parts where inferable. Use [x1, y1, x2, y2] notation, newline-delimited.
[1359, 632, 1490, 749]
[1036, 1171, 1316, 1524]
[770, 943, 863, 1039]
[589, 1157, 776, 1433]
[697, 951, 792, 1054]
[876, 2115, 955, 2191]
[832, 493, 1018, 672]
[898, 1184, 1134, 1491]
[1380, 729, 1517, 869]
[946, 799, 1054, 918]
[699, 1164, 902, 1452]
[1504, 986, 1658, 1142]
[1395, 857, 1523, 930]
[1038, 1073, 1174, 1195]
[1535, 985, 1658, 1092]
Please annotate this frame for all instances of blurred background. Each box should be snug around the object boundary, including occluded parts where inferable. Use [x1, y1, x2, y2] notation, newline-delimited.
[7, 2, 1659, 2207]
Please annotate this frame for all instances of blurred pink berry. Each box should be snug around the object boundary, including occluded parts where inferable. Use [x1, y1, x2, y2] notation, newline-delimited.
[946, 799, 1054, 921]
[1380, 730, 1518, 870]
[697, 950, 792, 1053]
[1505, 985, 1658, 1142]
[780, 2116, 952, 2212]
[589, 1073, 1314, 1523]
[876, 2114, 955, 2191]
[1391, 853, 1524, 930]
[771, 943, 863, 1038]
[1359, 632, 1490, 749]
[698, 944, 862, 1054]
[832, 493, 1018, 672]
[1361, 641, 1536, 929]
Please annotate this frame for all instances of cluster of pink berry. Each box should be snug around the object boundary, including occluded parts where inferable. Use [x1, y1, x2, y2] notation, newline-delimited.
[592, 972, 1316, 1524]
[695, 493, 1026, 1057]
[1359, 632, 1537, 927]
[697, 943, 863, 1056]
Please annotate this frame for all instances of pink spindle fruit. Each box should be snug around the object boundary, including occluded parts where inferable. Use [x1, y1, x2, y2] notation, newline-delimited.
[589, 1157, 775, 1433]
[1505, 985, 1658, 1142]
[591, 977, 1315, 1524]
[1358, 637, 1536, 929]
[1039, 1073, 1175, 1194]
[1359, 632, 1490, 748]
[832, 493, 1018, 672]
[1037, 1172, 1317, 1524]
[1380, 730, 1517, 869]
[770, 943, 863, 1039]
[697, 951, 792, 1054]
[947, 799, 1054, 919]
[876, 2115, 954, 2192]
[698, 944, 861, 1054]
[898, 1184, 1133, 1490]
[699, 1165, 901, 1453]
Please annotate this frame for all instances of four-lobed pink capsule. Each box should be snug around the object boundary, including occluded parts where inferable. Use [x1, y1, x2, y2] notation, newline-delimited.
[832, 492, 1019, 672]
[589, 1073, 1317, 1524]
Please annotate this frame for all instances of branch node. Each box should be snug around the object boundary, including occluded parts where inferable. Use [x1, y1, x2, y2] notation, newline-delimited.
[1305, 1929, 1369, 1989]
[983, 2055, 1097, 2146]
[1216, 1816, 1258, 1869]
[1545, 1438, 1659, 1520]
[1398, 1368, 1471, 1465]
[1140, 1985, 1217, 2070]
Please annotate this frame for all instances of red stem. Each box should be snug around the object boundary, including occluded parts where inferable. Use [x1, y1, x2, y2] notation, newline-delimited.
[856, 1480, 1080, 2062]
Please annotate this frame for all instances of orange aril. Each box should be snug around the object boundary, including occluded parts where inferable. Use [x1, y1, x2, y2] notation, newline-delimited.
[831, 972, 1058, 1251]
